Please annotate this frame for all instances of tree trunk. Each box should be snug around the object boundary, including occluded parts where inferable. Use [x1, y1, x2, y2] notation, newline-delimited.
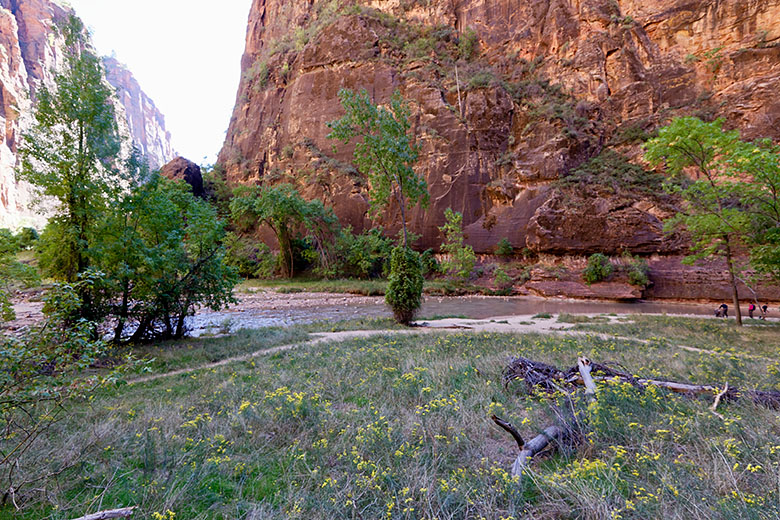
[278, 227, 293, 278]
[724, 238, 742, 326]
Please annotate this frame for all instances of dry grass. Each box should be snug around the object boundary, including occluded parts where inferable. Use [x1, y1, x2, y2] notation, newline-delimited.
[2, 318, 780, 519]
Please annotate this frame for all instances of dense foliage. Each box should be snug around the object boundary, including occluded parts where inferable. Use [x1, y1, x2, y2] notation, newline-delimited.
[385, 246, 424, 325]
[0, 230, 39, 320]
[325, 227, 394, 279]
[230, 184, 337, 278]
[439, 208, 476, 280]
[93, 175, 238, 342]
[0, 278, 137, 505]
[583, 253, 614, 284]
[17, 16, 122, 287]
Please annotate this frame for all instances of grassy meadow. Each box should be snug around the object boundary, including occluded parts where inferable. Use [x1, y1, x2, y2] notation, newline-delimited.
[3, 317, 780, 519]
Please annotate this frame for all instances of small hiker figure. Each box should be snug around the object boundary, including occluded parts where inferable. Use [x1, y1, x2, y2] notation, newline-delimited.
[761, 304, 769, 320]
[717, 303, 729, 318]
[749, 303, 756, 319]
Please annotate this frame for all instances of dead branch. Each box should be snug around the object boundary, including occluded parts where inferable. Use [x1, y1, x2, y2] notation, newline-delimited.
[491, 415, 524, 450]
[512, 426, 565, 477]
[69, 508, 135, 520]
[578, 357, 597, 397]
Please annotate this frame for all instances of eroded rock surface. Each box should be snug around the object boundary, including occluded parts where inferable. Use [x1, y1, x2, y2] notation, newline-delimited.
[220, 0, 780, 254]
[0, 0, 175, 229]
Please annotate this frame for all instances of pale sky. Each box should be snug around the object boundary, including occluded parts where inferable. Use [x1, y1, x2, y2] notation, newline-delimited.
[65, 0, 250, 164]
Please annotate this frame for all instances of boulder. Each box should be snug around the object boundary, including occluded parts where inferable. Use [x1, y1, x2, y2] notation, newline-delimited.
[160, 157, 205, 197]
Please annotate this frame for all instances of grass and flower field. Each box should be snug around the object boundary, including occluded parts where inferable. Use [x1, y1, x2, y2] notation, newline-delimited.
[3, 315, 780, 519]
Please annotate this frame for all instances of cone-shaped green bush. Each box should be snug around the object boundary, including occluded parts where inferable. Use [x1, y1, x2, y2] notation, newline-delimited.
[385, 246, 424, 325]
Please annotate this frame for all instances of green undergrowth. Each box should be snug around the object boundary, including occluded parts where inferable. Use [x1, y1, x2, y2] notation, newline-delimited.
[4, 321, 780, 519]
[238, 277, 506, 297]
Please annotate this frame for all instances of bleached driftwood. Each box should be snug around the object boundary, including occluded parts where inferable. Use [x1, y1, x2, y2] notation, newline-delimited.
[578, 357, 597, 397]
[70, 507, 135, 520]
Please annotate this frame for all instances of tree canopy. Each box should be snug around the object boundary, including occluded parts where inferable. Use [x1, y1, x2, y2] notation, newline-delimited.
[230, 184, 337, 277]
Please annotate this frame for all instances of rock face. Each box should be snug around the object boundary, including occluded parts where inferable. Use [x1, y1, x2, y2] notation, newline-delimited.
[0, 0, 175, 229]
[103, 57, 174, 170]
[160, 156, 205, 197]
[220, 0, 779, 240]
[219, 0, 780, 300]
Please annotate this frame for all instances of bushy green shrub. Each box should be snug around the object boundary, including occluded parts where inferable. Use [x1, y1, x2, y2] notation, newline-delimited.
[458, 28, 479, 60]
[14, 227, 39, 250]
[495, 238, 514, 257]
[328, 227, 393, 279]
[420, 248, 440, 276]
[385, 246, 424, 325]
[439, 208, 476, 280]
[0, 230, 39, 320]
[583, 253, 613, 284]
[626, 256, 650, 287]
[493, 266, 513, 292]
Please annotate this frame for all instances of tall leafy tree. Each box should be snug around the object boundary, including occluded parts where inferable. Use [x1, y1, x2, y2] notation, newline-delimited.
[727, 138, 780, 282]
[645, 117, 750, 325]
[17, 15, 121, 284]
[94, 174, 238, 342]
[230, 184, 337, 277]
[327, 88, 429, 247]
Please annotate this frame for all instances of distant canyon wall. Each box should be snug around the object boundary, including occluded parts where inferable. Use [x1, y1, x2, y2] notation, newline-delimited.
[0, 0, 174, 229]
[219, 0, 780, 255]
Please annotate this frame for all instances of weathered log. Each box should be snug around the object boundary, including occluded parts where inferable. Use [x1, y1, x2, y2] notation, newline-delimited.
[70, 507, 135, 520]
[511, 425, 564, 477]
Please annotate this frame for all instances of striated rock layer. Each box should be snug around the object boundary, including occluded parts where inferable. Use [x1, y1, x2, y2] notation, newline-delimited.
[219, 0, 780, 300]
[0, 0, 175, 229]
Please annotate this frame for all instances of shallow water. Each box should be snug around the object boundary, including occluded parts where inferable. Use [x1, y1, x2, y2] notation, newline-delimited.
[187, 295, 745, 337]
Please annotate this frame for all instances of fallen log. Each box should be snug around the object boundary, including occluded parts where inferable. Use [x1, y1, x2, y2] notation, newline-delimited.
[70, 507, 135, 520]
[504, 356, 780, 409]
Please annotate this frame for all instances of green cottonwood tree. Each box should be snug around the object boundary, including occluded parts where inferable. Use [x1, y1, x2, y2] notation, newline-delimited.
[327, 88, 429, 247]
[645, 117, 750, 325]
[17, 15, 121, 284]
[726, 139, 780, 283]
[230, 183, 337, 278]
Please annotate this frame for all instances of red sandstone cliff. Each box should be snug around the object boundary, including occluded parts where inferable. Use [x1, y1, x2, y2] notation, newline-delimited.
[0, 0, 175, 228]
[219, 0, 780, 254]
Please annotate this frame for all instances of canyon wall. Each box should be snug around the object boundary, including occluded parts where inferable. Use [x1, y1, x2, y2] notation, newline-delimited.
[220, 0, 779, 249]
[0, 0, 175, 229]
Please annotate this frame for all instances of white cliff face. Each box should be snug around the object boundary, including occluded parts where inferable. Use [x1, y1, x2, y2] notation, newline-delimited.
[0, 0, 175, 230]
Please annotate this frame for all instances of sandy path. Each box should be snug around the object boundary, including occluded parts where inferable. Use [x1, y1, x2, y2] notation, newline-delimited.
[130, 313, 771, 386]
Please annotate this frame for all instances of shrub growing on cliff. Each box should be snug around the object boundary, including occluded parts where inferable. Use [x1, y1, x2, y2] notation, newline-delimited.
[625, 255, 650, 288]
[439, 208, 476, 280]
[327, 89, 429, 248]
[495, 238, 514, 257]
[385, 246, 424, 325]
[583, 253, 613, 284]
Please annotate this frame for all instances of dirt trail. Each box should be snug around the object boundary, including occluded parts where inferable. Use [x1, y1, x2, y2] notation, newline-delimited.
[129, 314, 770, 386]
